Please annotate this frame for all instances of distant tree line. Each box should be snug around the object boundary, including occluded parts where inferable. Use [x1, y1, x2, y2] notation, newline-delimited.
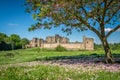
[1, 32, 119, 51]
[0, 33, 29, 51]
[95, 43, 120, 51]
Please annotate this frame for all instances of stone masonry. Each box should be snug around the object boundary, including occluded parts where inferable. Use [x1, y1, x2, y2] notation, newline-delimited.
[27, 34, 94, 50]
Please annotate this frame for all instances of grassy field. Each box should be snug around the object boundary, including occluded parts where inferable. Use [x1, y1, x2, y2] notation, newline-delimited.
[0, 48, 120, 80]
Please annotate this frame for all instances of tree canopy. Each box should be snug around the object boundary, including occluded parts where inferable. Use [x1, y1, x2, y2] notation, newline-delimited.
[21, 38, 29, 48]
[25, 0, 120, 35]
[0, 33, 9, 42]
[25, 0, 120, 63]
[0, 33, 29, 51]
[10, 34, 21, 43]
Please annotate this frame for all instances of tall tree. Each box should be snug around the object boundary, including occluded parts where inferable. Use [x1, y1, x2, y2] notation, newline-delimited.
[0, 33, 9, 42]
[20, 38, 29, 49]
[25, 0, 120, 63]
[0, 33, 10, 50]
[10, 34, 21, 50]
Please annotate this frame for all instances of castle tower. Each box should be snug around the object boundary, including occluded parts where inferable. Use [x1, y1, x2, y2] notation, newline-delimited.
[32, 38, 38, 47]
[83, 36, 94, 50]
[83, 35, 86, 49]
[57, 38, 60, 44]
[39, 38, 44, 48]
[46, 36, 52, 43]
[37, 39, 40, 47]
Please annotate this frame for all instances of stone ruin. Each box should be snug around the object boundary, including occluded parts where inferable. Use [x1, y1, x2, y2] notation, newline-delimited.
[26, 34, 94, 50]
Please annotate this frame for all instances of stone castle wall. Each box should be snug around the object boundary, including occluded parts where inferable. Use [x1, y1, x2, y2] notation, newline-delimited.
[60, 43, 84, 50]
[42, 43, 84, 50]
[27, 34, 94, 50]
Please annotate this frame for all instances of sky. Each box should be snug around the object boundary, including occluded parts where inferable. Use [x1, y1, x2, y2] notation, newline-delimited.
[0, 0, 120, 44]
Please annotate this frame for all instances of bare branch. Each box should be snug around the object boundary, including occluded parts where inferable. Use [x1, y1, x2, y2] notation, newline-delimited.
[106, 25, 120, 38]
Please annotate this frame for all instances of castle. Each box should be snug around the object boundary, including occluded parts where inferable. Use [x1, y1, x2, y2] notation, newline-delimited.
[27, 34, 94, 50]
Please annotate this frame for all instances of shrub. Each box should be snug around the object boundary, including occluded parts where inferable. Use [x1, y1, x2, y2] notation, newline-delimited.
[41, 48, 48, 51]
[55, 45, 67, 52]
[4, 53, 14, 57]
[14, 51, 19, 54]
[78, 49, 87, 51]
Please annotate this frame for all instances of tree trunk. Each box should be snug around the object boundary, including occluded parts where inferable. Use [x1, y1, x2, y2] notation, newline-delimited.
[102, 39, 114, 63]
[11, 41, 14, 50]
[22, 44, 25, 49]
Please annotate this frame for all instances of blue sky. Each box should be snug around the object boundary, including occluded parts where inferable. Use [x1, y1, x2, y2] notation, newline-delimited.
[0, 0, 120, 44]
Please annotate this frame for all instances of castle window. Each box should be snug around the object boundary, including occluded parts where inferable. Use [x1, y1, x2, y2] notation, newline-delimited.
[87, 41, 88, 44]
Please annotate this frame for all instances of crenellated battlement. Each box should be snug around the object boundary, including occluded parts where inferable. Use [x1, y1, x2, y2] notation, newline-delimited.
[26, 34, 94, 50]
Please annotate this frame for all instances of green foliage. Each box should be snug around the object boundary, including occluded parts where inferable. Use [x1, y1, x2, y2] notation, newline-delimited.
[10, 34, 21, 43]
[10, 34, 21, 50]
[3, 51, 19, 58]
[94, 43, 120, 51]
[55, 45, 67, 52]
[27, 47, 52, 52]
[4, 53, 14, 58]
[94, 44, 103, 51]
[25, 0, 120, 63]
[0, 48, 120, 80]
[78, 49, 87, 51]
[110, 43, 120, 50]
[0, 48, 120, 65]
[0, 33, 29, 51]
[0, 33, 11, 50]
[20, 38, 29, 49]
[0, 65, 120, 80]
[0, 41, 10, 51]
[0, 33, 9, 42]
[25, 0, 120, 34]
[21, 38, 29, 45]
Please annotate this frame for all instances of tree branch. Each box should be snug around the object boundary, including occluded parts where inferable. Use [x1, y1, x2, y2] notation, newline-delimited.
[106, 0, 114, 8]
[75, 14, 102, 40]
[80, 0, 101, 25]
[100, 0, 107, 34]
[96, 0, 102, 23]
[80, 0, 89, 19]
[105, 8, 119, 24]
[106, 25, 120, 38]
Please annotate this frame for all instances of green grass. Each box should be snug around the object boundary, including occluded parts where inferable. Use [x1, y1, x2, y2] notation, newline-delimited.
[0, 64, 120, 80]
[0, 48, 120, 64]
[0, 48, 120, 80]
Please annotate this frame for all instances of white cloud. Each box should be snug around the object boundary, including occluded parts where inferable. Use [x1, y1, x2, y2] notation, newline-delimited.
[8, 23, 18, 26]
[105, 28, 112, 32]
[105, 27, 120, 32]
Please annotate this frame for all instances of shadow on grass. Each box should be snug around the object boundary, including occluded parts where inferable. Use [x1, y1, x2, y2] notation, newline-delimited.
[35, 53, 120, 64]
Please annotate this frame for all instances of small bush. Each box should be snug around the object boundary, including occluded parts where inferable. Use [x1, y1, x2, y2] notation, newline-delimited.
[14, 51, 20, 54]
[4, 53, 14, 57]
[41, 48, 48, 51]
[28, 47, 41, 52]
[78, 49, 87, 51]
[55, 45, 67, 52]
